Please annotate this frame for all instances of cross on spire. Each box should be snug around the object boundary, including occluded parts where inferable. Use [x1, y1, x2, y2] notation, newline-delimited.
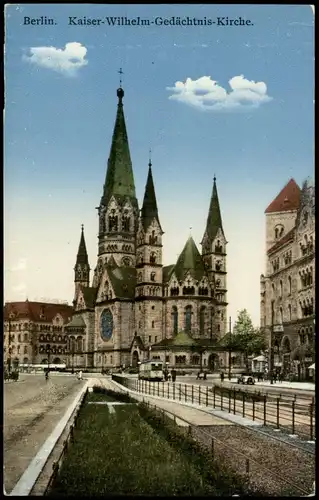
[118, 67, 124, 87]
[149, 148, 152, 167]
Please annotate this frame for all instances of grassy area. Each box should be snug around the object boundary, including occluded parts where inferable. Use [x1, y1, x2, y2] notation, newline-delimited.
[86, 386, 134, 403]
[49, 397, 249, 496]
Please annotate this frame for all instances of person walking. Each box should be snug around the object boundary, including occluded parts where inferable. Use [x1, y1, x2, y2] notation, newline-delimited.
[78, 370, 83, 380]
[45, 369, 49, 381]
[171, 368, 177, 383]
[220, 371, 225, 383]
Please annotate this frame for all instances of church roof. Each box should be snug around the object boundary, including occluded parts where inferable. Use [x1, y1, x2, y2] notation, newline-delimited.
[204, 177, 224, 242]
[154, 331, 198, 348]
[107, 262, 136, 299]
[66, 314, 86, 328]
[141, 163, 162, 232]
[163, 264, 175, 283]
[81, 286, 98, 309]
[75, 225, 89, 267]
[265, 179, 301, 213]
[101, 87, 137, 208]
[173, 236, 206, 281]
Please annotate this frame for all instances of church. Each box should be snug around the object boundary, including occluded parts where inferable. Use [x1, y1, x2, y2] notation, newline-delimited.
[68, 85, 229, 371]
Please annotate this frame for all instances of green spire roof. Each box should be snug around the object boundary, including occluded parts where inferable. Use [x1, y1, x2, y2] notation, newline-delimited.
[205, 177, 224, 241]
[141, 162, 161, 231]
[75, 225, 89, 266]
[101, 88, 137, 207]
[174, 236, 206, 281]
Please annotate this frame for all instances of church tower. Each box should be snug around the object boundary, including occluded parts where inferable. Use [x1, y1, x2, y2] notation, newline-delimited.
[135, 159, 164, 347]
[74, 225, 90, 304]
[96, 86, 139, 284]
[201, 176, 228, 337]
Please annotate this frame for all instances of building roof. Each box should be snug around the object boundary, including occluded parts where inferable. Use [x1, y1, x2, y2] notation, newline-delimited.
[101, 87, 137, 208]
[204, 177, 224, 242]
[3, 301, 73, 323]
[80, 286, 98, 308]
[107, 261, 136, 299]
[173, 236, 206, 281]
[75, 225, 89, 267]
[163, 264, 175, 283]
[141, 163, 162, 232]
[66, 314, 86, 328]
[154, 331, 199, 348]
[265, 178, 301, 214]
[267, 228, 295, 255]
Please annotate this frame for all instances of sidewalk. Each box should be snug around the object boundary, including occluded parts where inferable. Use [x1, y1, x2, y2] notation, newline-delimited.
[254, 381, 315, 391]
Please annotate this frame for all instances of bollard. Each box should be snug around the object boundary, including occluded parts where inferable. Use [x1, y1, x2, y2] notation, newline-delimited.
[276, 398, 280, 429]
[292, 401, 295, 435]
[263, 395, 267, 426]
[173, 383, 176, 400]
[310, 403, 314, 441]
[199, 386, 201, 406]
[242, 392, 245, 418]
[185, 384, 187, 402]
[252, 396, 255, 421]
[192, 385, 194, 404]
[213, 386, 216, 408]
[211, 437, 214, 457]
[228, 390, 231, 413]
[179, 384, 182, 401]
[206, 386, 209, 406]
[221, 389, 223, 411]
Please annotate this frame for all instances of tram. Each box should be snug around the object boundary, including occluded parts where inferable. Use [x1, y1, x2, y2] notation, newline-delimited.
[138, 360, 164, 381]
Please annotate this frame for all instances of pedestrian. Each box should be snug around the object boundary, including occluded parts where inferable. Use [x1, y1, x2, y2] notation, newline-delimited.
[171, 369, 176, 383]
[220, 371, 224, 383]
[78, 370, 83, 380]
[45, 369, 49, 381]
[273, 371, 277, 383]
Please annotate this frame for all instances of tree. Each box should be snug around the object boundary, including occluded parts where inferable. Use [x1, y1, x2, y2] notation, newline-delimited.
[227, 309, 266, 371]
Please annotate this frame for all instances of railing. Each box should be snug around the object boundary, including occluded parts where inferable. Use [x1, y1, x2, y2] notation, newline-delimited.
[112, 375, 316, 441]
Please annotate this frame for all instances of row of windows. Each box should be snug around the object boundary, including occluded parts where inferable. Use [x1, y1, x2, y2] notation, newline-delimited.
[138, 252, 158, 265]
[100, 213, 131, 233]
[7, 345, 28, 355]
[272, 276, 292, 297]
[137, 286, 161, 296]
[299, 268, 313, 288]
[275, 298, 314, 323]
[299, 235, 314, 257]
[137, 231, 159, 247]
[169, 286, 210, 297]
[39, 334, 67, 342]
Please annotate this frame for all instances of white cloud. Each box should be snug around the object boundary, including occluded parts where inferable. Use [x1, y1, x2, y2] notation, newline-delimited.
[10, 258, 27, 272]
[167, 75, 273, 111]
[23, 42, 88, 76]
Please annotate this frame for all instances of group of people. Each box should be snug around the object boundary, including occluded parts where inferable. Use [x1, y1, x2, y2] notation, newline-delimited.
[164, 368, 177, 382]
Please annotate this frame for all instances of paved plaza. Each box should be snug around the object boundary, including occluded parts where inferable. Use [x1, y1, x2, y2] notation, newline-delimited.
[4, 374, 84, 494]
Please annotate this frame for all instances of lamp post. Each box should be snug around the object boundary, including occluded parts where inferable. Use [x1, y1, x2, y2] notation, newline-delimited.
[228, 316, 232, 381]
[270, 300, 275, 384]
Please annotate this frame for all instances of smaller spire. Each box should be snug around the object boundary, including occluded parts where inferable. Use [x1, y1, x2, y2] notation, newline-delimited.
[75, 225, 89, 266]
[141, 159, 162, 232]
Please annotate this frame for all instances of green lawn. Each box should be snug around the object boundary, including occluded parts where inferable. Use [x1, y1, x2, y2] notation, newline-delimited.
[49, 402, 242, 496]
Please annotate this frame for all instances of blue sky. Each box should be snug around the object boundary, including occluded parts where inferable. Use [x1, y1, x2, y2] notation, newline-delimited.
[4, 4, 314, 325]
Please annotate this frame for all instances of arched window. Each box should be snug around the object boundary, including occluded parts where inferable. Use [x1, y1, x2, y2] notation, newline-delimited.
[77, 337, 83, 352]
[199, 306, 206, 335]
[279, 280, 283, 297]
[185, 305, 192, 333]
[279, 307, 283, 324]
[122, 213, 130, 232]
[172, 307, 178, 335]
[288, 304, 292, 321]
[288, 276, 292, 295]
[151, 321, 155, 328]
[150, 252, 156, 264]
[100, 309, 113, 341]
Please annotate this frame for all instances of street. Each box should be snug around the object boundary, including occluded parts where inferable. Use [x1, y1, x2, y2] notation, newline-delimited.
[4, 374, 84, 494]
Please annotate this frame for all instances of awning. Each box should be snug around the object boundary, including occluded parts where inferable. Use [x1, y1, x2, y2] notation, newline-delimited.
[253, 355, 266, 362]
[309, 363, 315, 370]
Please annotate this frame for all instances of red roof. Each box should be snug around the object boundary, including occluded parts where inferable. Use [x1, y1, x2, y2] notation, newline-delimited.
[267, 228, 295, 255]
[3, 300, 73, 323]
[265, 179, 301, 214]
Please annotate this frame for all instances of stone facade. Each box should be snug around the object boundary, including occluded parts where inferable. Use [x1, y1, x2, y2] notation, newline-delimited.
[3, 301, 74, 369]
[260, 178, 315, 379]
[69, 87, 229, 371]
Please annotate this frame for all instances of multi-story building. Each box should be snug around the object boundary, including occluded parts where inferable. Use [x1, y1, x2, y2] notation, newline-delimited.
[260, 178, 315, 379]
[3, 301, 74, 369]
[69, 84, 229, 370]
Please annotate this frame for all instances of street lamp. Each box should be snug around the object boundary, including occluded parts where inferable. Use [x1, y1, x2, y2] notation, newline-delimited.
[228, 316, 232, 381]
[269, 300, 275, 384]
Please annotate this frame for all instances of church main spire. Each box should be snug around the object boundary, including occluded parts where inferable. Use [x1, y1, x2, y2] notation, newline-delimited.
[101, 85, 136, 207]
[141, 158, 162, 232]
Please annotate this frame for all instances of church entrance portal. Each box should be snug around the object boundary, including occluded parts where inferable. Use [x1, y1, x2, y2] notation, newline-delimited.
[208, 354, 219, 372]
[132, 351, 139, 368]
